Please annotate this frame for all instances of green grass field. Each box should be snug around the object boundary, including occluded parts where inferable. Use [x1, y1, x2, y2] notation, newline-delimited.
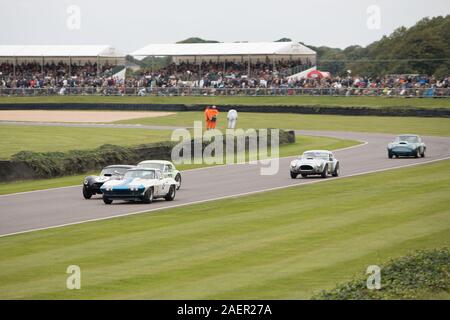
[119, 111, 450, 136]
[0, 95, 449, 109]
[0, 125, 174, 159]
[0, 159, 448, 299]
[0, 135, 358, 195]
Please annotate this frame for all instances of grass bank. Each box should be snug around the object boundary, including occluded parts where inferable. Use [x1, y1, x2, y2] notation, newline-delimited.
[0, 125, 173, 159]
[0, 96, 449, 109]
[119, 111, 450, 136]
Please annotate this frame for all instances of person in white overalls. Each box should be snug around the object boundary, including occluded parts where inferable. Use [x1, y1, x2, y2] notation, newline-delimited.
[227, 109, 238, 129]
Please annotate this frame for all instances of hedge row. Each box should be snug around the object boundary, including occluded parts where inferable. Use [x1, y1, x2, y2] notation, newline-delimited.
[312, 247, 450, 300]
[0, 129, 295, 182]
[8, 143, 173, 179]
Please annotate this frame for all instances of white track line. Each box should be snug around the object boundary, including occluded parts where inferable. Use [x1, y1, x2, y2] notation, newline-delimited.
[0, 139, 367, 198]
[0, 184, 80, 198]
[0, 154, 448, 239]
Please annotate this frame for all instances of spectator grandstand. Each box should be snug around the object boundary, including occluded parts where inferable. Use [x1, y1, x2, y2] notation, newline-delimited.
[0, 45, 125, 94]
[0, 43, 448, 97]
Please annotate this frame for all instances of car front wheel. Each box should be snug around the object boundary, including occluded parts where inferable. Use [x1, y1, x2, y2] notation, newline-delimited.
[103, 195, 112, 204]
[290, 171, 298, 179]
[332, 163, 340, 177]
[321, 165, 328, 178]
[142, 187, 154, 204]
[175, 174, 182, 190]
[83, 186, 92, 199]
[165, 185, 176, 201]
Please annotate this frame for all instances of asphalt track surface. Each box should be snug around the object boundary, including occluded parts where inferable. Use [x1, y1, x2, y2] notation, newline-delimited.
[1, 130, 449, 237]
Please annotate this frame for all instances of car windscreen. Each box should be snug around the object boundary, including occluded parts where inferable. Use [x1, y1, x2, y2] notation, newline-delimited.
[140, 163, 165, 171]
[124, 170, 155, 180]
[302, 152, 329, 160]
[101, 167, 128, 176]
[396, 136, 419, 143]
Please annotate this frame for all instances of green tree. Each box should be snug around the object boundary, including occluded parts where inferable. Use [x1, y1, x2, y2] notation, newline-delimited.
[309, 15, 450, 77]
[177, 37, 220, 43]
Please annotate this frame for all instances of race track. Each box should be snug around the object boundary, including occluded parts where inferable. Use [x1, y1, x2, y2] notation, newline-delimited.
[1, 130, 450, 237]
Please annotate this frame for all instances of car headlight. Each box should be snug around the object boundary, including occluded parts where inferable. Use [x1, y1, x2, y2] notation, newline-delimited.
[84, 180, 88, 185]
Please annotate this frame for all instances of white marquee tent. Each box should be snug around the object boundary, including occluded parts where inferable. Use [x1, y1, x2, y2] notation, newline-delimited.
[131, 41, 316, 64]
[0, 45, 125, 65]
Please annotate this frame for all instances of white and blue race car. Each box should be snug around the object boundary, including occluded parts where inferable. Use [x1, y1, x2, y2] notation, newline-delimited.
[100, 168, 177, 204]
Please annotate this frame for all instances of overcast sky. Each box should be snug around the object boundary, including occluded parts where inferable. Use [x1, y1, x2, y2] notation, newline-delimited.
[1, 0, 449, 53]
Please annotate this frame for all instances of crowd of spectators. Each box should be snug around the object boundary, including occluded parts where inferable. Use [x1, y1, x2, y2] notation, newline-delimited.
[126, 59, 310, 89]
[0, 62, 118, 90]
[0, 60, 448, 96]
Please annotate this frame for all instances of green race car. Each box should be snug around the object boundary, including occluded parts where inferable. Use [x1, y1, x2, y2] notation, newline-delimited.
[387, 134, 426, 158]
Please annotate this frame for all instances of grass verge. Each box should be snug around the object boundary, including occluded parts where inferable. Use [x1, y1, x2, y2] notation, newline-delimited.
[0, 159, 448, 299]
[119, 111, 450, 136]
[0, 125, 173, 159]
[0, 96, 449, 109]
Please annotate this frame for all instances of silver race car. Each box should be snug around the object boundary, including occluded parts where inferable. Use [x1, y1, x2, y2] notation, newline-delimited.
[290, 150, 340, 179]
[137, 160, 182, 190]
